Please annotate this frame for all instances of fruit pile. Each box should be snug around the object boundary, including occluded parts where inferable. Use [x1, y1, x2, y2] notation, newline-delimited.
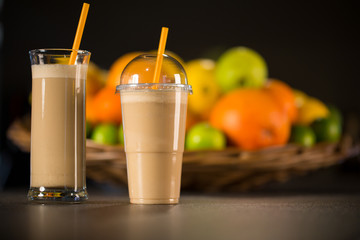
[86, 51, 184, 144]
[87, 47, 342, 151]
[85, 53, 137, 144]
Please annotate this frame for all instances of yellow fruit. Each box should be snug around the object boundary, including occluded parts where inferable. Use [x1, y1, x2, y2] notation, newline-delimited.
[296, 97, 329, 125]
[86, 62, 107, 97]
[293, 89, 308, 109]
[55, 57, 69, 64]
[186, 59, 221, 119]
[42, 59, 106, 97]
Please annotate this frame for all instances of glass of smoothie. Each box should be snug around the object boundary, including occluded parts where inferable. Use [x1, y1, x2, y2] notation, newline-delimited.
[28, 49, 90, 202]
[117, 54, 192, 204]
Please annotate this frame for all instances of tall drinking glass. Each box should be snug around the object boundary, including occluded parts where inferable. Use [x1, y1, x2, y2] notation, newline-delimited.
[28, 49, 90, 202]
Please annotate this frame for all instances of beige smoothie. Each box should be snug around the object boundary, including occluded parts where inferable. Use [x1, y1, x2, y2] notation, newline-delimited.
[121, 89, 188, 204]
[30, 64, 87, 189]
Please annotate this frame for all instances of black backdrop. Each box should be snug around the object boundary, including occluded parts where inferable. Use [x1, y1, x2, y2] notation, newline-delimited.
[1, 0, 359, 149]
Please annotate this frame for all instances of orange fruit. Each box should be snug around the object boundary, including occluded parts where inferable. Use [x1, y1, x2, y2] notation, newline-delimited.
[90, 87, 122, 124]
[265, 79, 297, 123]
[120, 54, 186, 85]
[210, 88, 290, 150]
[186, 110, 200, 132]
[86, 95, 97, 124]
[120, 56, 157, 84]
[106, 52, 143, 89]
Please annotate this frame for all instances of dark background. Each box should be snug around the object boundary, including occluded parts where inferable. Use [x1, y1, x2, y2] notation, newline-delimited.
[0, 0, 359, 188]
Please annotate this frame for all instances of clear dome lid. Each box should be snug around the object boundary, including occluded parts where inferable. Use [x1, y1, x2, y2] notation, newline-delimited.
[116, 54, 192, 93]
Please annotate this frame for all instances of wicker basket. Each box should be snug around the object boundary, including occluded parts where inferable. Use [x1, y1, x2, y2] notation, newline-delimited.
[7, 114, 360, 192]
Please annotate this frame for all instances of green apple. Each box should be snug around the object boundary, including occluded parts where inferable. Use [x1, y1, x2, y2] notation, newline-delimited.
[327, 104, 343, 126]
[311, 118, 342, 143]
[91, 124, 118, 145]
[185, 122, 226, 150]
[118, 125, 124, 145]
[290, 125, 316, 147]
[86, 120, 93, 138]
[215, 47, 268, 92]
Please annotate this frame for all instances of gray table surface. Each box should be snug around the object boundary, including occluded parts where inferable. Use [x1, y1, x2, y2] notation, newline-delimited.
[1, 188, 360, 240]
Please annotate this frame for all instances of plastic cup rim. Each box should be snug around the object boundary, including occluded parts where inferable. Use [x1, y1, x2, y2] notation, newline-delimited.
[116, 83, 192, 94]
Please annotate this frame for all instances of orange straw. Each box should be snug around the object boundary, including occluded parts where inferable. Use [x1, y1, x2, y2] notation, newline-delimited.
[152, 27, 169, 83]
[69, 3, 90, 65]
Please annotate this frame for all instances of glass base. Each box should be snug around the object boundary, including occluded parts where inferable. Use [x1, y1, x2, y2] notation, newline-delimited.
[130, 198, 179, 205]
[27, 187, 88, 203]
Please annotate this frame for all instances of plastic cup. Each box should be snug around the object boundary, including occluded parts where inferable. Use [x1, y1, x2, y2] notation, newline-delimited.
[117, 54, 192, 204]
[28, 49, 90, 202]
